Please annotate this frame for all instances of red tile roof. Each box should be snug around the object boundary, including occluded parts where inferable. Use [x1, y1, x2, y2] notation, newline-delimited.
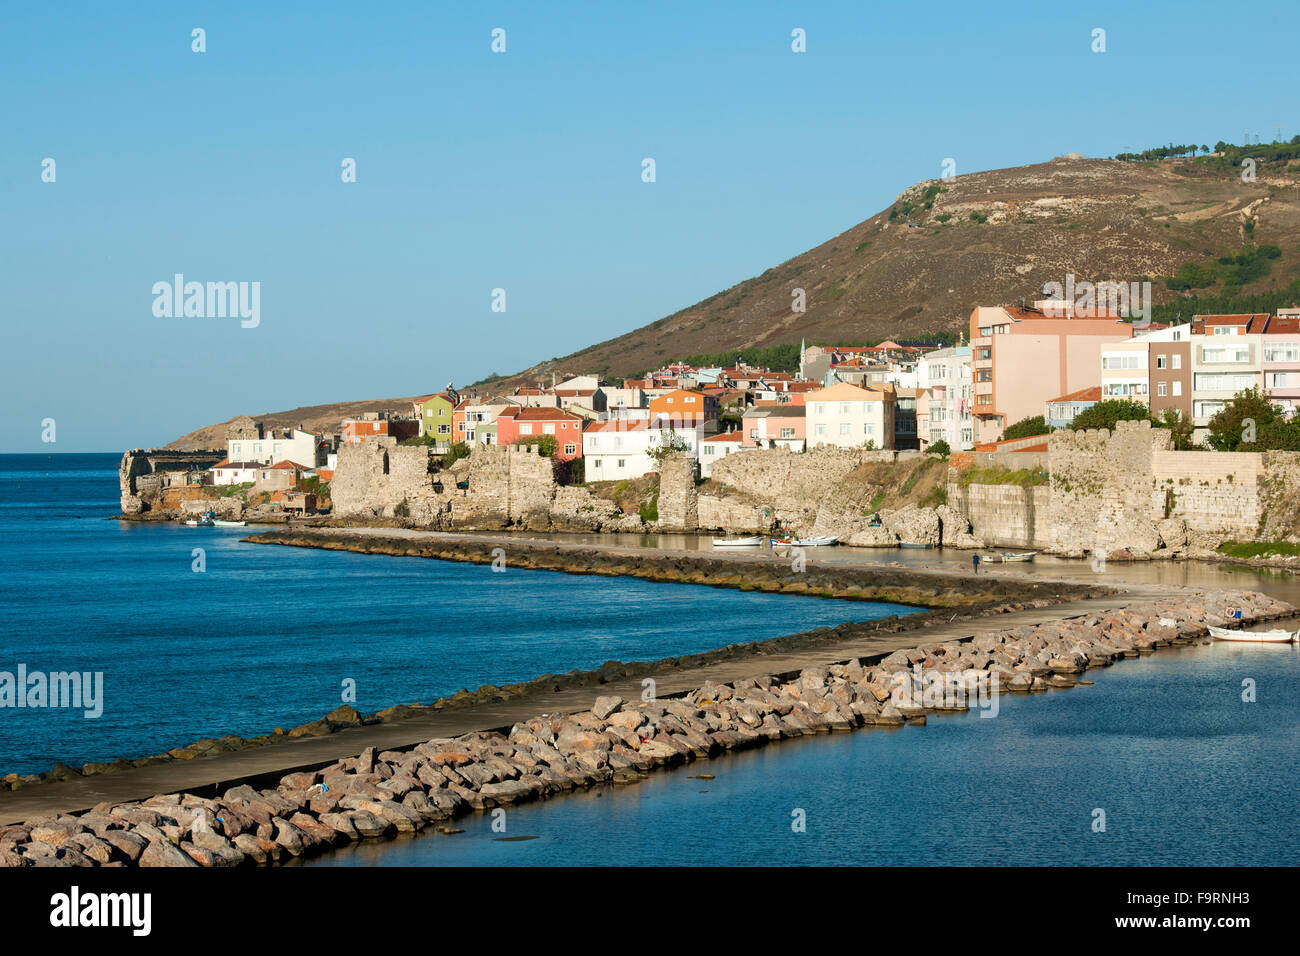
[1047, 386, 1102, 404]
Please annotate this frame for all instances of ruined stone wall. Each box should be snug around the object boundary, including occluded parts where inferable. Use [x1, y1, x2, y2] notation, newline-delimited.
[508, 446, 557, 531]
[656, 454, 698, 531]
[1153, 450, 1261, 540]
[118, 449, 226, 514]
[1259, 451, 1300, 541]
[946, 482, 1052, 549]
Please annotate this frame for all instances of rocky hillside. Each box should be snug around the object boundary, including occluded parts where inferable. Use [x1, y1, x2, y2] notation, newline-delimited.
[169, 151, 1300, 446]
[500, 152, 1300, 385]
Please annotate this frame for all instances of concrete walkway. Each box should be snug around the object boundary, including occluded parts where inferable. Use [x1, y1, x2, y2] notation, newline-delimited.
[0, 590, 1132, 825]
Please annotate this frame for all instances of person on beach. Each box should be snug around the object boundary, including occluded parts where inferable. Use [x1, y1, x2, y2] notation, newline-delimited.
[972, 553, 981, 574]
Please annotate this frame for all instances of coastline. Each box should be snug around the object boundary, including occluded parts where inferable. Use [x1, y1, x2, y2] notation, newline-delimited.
[2, 583, 1290, 867]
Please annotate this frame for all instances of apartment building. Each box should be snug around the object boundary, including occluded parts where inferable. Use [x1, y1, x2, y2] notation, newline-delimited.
[1262, 313, 1300, 415]
[1189, 314, 1266, 434]
[916, 345, 973, 450]
[970, 305, 1134, 442]
[805, 382, 896, 449]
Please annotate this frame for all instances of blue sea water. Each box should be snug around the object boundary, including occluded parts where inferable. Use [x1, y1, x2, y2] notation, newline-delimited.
[316, 642, 1300, 867]
[0, 453, 916, 776]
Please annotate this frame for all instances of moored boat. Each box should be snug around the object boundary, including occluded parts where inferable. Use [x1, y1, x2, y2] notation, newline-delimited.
[1208, 625, 1298, 643]
[213, 519, 246, 527]
[712, 535, 765, 548]
[998, 551, 1036, 562]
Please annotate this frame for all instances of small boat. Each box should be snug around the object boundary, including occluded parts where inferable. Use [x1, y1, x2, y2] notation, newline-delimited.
[780, 536, 838, 547]
[712, 535, 765, 548]
[213, 519, 247, 527]
[997, 551, 1036, 563]
[1208, 625, 1298, 643]
[185, 516, 215, 527]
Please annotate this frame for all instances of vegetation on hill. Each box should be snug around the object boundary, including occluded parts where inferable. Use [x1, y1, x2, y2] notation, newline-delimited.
[1003, 416, 1048, 440]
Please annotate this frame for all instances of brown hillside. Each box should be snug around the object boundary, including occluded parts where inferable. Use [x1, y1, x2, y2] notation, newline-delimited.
[496, 154, 1300, 386]
[165, 397, 420, 451]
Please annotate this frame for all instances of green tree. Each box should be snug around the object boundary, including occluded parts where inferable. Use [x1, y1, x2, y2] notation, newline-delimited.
[1204, 388, 1279, 451]
[1003, 415, 1049, 440]
[648, 426, 691, 466]
[927, 439, 951, 458]
[1070, 400, 1151, 431]
[513, 434, 558, 457]
[1155, 408, 1197, 450]
[440, 441, 471, 466]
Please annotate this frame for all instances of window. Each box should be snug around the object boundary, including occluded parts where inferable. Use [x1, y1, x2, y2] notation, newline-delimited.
[437, 425, 450, 434]
[839, 403, 850, 414]
[617, 459, 625, 469]
[1156, 355, 1167, 369]
[780, 428, 795, 439]
[815, 424, 827, 436]
[543, 423, 556, 435]
[1172, 381, 1182, 396]
[976, 369, 992, 382]
[1272, 372, 1288, 388]
[1201, 346, 1249, 364]
[1194, 372, 1256, 392]
[703, 446, 714, 456]
[814, 404, 826, 415]
[564, 444, 576, 455]
[1157, 382, 1167, 397]
[1102, 355, 1144, 369]
[1172, 354, 1181, 369]
[1266, 345, 1300, 363]
[839, 423, 850, 435]
[864, 423, 875, 435]
[749, 428, 758, 438]
[520, 423, 533, 435]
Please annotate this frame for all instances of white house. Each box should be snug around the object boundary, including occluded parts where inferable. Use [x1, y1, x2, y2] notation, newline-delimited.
[805, 382, 896, 449]
[211, 460, 261, 486]
[583, 420, 656, 480]
[699, 431, 745, 477]
[227, 428, 320, 467]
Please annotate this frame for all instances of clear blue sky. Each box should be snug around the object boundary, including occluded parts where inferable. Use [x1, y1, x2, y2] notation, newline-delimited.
[2, 1, 1295, 452]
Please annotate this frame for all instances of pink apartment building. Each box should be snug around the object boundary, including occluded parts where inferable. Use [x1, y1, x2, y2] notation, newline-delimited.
[969, 305, 1135, 442]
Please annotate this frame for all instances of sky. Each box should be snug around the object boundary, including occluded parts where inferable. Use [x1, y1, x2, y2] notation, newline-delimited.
[2, 1, 1297, 452]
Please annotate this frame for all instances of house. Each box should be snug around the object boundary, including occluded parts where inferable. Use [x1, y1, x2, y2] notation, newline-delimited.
[892, 387, 922, 450]
[342, 415, 391, 444]
[255, 460, 308, 491]
[210, 460, 261, 486]
[495, 407, 586, 461]
[741, 405, 806, 450]
[699, 430, 745, 477]
[583, 420, 656, 479]
[1262, 312, 1300, 415]
[227, 427, 322, 467]
[1045, 386, 1102, 429]
[414, 392, 458, 450]
[805, 382, 896, 449]
[648, 389, 717, 426]
[970, 304, 1135, 442]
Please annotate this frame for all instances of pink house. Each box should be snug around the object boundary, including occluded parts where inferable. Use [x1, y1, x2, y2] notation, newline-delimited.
[740, 405, 806, 449]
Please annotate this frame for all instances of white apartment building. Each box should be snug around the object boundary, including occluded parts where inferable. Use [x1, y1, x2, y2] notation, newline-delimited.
[916, 346, 973, 450]
[583, 420, 705, 480]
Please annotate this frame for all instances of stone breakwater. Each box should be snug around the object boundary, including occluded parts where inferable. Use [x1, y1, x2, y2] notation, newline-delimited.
[247, 528, 1101, 609]
[0, 588, 1289, 868]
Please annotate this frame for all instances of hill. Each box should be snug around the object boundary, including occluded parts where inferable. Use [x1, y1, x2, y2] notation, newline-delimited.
[168, 150, 1300, 447]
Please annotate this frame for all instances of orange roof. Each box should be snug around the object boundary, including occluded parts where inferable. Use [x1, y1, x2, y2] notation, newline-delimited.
[702, 431, 744, 443]
[268, 460, 309, 470]
[1047, 386, 1102, 404]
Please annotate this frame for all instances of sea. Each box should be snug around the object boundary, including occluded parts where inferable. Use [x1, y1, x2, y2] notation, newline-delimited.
[3, 452, 1296, 867]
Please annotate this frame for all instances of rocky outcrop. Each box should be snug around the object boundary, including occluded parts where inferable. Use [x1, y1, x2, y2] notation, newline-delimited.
[3, 588, 1287, 867]
[881, 505, 940, 547]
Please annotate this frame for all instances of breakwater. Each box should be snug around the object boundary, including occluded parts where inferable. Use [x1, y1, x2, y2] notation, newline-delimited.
[246, 527, 1106, 609]
[1, 587, 1288, 867]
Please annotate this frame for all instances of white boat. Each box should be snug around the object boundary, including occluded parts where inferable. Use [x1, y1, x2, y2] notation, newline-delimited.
[213, 519, 247, 527]
[1208, 625, 1298, 643]
[997, 551, 1036, 563]
[712, 535, 765, 548]
[775, 536, 839, 547]
[184, 518, 214, 527]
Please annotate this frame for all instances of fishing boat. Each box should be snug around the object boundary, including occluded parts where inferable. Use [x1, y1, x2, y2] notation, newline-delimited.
[775, 535, 839, 547]
[213, 519, 246, 527]
[711, 535, 765, 548]
[997, 551, 1036, 562]
[185, 514, 215, 527]
[1208, 625, 1298, 643]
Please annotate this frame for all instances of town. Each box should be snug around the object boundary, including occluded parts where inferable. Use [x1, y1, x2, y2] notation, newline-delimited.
[192, 293, 1300, 493]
